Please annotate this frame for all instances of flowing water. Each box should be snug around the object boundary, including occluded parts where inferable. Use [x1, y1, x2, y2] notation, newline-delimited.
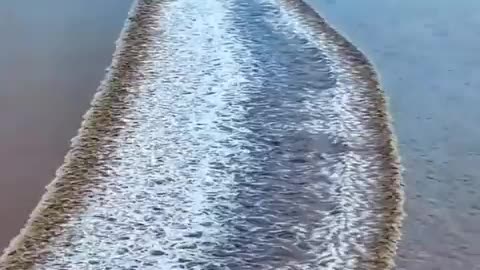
[0, 0, 402, 269]
[306, 0, 480, 269]
[0, 0, 132, 249]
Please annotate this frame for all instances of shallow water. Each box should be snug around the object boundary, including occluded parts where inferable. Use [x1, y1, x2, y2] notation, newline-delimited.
[0, 0, 132, 249]
[307, 0, 480, 269]
[0, 0, 402, 269]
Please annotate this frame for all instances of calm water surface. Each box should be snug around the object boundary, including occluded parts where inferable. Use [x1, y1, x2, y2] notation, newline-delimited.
[0, 0, 132, 249]
[307, 0, 480, 269]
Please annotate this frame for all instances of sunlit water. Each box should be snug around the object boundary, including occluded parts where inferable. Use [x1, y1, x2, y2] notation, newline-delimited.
[307, 0, 480, 269]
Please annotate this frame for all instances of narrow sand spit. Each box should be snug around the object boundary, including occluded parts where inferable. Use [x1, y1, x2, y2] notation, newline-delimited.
[0, 0, 403, 269]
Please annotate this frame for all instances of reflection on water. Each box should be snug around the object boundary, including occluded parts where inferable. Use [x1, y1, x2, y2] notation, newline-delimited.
[0, 0, 132, 249]
[307, 0, 480, 269]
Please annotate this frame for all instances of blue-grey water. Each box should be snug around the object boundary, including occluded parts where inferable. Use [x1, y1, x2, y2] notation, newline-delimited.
[0, 0, 132, 249]
[307, 0, 480, 269]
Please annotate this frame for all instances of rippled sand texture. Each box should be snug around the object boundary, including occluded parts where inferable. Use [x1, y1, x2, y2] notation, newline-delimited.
[0, 0, 403, 269]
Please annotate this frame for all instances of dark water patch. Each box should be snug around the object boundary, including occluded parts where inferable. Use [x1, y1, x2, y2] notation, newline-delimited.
[276, 0, 404, 268]
[306, 0, 480, 268]
[210, 0, 343, 268]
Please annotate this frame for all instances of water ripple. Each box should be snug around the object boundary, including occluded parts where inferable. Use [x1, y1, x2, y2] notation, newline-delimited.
[0, 0, 403, 269]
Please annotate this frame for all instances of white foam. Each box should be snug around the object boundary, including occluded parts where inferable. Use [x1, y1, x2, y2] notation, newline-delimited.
[1, 0, 401, 269]
[261, 0, 393, 268]
[36, 0, 255, 268]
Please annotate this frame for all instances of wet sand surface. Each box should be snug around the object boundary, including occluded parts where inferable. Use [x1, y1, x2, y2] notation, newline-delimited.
[0, 0, 132, 249]
[0, 0, 402, 269]
[306, 0, 480, 269]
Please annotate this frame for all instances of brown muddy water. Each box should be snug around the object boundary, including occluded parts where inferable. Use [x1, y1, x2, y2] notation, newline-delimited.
[0, 0, 132, 249]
